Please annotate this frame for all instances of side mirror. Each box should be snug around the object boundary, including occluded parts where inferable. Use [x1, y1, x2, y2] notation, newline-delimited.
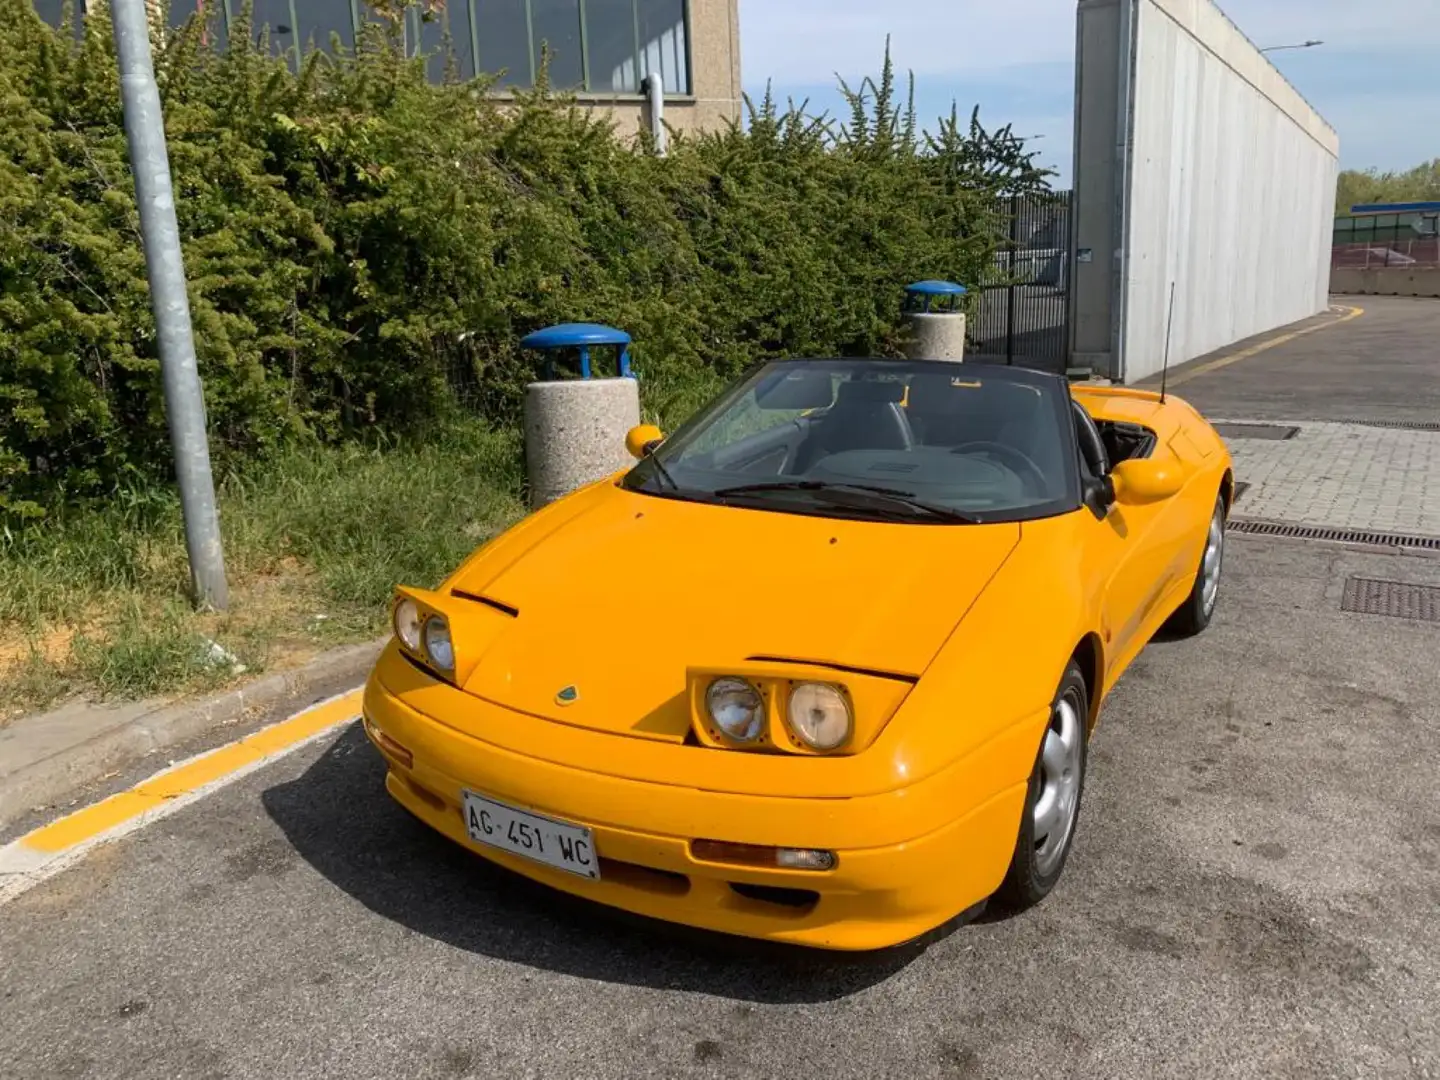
[1110, 458, 1183, 505]
[625, 423, 664, 460]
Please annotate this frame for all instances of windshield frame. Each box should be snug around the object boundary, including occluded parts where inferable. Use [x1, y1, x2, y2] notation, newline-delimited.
[620, 358, 1085, 525]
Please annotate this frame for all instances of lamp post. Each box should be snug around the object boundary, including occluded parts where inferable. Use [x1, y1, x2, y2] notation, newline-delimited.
[110, 0, 229, 611]
[1260, 39, 1323, 53]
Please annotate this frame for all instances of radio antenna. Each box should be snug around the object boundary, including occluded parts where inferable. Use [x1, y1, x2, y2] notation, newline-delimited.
[1159, 281, 1176, 403]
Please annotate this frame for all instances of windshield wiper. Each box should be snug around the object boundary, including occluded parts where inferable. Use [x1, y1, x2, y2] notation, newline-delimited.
[646, 454, 679, 491]
[711, 480, 980, 523]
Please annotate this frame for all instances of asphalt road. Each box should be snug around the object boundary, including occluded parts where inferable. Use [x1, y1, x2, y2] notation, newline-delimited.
[2, 531, 1437, 1080]
[1149, 295, 1440, 425]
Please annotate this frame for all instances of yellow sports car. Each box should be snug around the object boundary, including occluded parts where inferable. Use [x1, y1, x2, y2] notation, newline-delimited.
[362, 358, 1233, 951]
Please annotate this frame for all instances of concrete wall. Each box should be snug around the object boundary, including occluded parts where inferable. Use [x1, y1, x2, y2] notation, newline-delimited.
[580, 0, 743, 139]
[1071, 0, 1339, 383]
[1332, 268, 1440, 298]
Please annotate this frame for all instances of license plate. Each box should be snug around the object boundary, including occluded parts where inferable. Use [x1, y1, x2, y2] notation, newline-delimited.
[461, 791, 600, 880]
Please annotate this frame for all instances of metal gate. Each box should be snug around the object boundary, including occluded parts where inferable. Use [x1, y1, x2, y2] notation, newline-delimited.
[967, 191, 1073, 374]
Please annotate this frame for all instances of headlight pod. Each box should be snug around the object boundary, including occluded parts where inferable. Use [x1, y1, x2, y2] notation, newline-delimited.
[393, 593, 454, 677]
[786, 682, 853, 751]
[706, 677, 765, 742]
[423, 614, 455, 673]
[393, 598, 424, 651]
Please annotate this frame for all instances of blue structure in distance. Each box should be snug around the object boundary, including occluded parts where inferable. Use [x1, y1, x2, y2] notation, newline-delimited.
[903, 280, 968, 314]
[1349, 202, 1440, 216]
[520, 323, 634, 380]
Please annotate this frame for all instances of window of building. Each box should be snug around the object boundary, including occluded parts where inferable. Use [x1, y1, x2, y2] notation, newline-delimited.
[30, 0, 691, 94]
[298, 0, 358, 54]
[530, 0, 583, 89]
[237, 0, 300, 64]
[32, 0, 68, 27]
[475, 0, 533, 87]
[634, 0, 687, 95]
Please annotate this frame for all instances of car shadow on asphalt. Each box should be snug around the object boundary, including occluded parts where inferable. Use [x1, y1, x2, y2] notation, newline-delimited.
[261, 722, 950, 1004]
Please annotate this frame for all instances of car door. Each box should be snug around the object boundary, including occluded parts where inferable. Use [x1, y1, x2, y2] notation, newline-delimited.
[1070, 403, 1178, 682]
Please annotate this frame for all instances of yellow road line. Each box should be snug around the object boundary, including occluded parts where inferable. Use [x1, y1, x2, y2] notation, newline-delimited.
[1162, 304, 1364, 388]
[8, 689, 362, 861]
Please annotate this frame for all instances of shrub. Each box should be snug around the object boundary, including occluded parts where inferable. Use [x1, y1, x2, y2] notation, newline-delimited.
[0, 1, 1051, 518]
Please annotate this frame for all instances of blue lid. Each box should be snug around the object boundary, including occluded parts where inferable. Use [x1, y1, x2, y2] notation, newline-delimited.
[519, 322, 633, 349]
[905, 279, 968, 296]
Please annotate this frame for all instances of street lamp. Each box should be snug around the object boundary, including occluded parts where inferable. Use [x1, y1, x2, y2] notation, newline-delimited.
[1260, 39, 1323, 53]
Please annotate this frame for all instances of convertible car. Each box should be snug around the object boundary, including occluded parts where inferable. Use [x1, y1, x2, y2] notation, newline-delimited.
[361, 358, 1233, 951]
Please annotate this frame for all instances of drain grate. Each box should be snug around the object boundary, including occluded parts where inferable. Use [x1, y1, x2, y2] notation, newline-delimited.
[1341, 577, 1440, 622]
[1331, 418, 1440, 433]
[1213, 423, 1300, 441]
[1226, 518, 1440, 551]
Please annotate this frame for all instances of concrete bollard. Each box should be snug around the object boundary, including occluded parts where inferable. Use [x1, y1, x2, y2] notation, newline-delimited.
[900, 280, 968, 362]
[519, 323, 640, 510]
[524, 378, 641, 508]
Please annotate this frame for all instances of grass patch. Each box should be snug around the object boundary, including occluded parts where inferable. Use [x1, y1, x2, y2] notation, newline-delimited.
[0, 420, 526, 724]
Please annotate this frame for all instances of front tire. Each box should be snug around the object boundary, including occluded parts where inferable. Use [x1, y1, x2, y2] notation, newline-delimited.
[993, 659, 1089, 914]
[1166, 493, 1226, 637]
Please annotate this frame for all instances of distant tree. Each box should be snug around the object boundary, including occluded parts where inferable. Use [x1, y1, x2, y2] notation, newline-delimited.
[1336, 159, 1440, 213]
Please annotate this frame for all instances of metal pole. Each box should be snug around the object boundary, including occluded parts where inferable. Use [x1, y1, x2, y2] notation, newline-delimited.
[112, 0, 229, 611]
[1005, 193, 1019, 365]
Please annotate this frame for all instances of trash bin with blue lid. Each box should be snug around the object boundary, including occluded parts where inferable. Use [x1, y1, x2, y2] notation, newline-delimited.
[520, 323, 642, 510]
[901, 280, 968, 362]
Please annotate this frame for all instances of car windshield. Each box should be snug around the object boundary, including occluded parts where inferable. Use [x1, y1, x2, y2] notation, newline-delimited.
[622, 359, 1081, 524]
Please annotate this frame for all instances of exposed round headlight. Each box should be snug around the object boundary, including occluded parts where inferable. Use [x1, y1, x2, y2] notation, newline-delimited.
[706, 677, 764, 742]
[393, 598, 423, 651]
[423, 615, 454, 671]
[787, 683, 852, 751]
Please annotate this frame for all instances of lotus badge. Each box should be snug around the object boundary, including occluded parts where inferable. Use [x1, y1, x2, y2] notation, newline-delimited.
[555, 685, 579, 706]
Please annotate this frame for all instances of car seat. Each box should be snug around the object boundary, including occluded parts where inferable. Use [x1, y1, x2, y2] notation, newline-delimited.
[790, 379, 914, 473]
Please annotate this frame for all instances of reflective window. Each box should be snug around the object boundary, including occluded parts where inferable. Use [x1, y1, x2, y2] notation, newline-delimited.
[531, 0, 583, 89]
[444, 0, 478, 80]
[32, 0, 66, 26]
[584, 0, 635, 92]
[245, 0, 299, 62]
[33, 1, 691, 92]
[168, 1, 200, 27]
[297, 0, 356, 53]
[634, 0, 687, 94]
[475, 0, 532, 87]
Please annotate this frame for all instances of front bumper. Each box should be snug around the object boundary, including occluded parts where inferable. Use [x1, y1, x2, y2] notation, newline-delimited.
[362, 669, 1034, 952]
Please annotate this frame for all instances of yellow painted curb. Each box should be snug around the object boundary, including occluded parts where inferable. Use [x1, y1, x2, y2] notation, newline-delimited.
[15, 689, 362, 858]
[1162, 304, 1364, 389]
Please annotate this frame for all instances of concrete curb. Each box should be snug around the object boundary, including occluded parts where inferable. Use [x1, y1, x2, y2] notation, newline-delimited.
[0, 638, 385, 831]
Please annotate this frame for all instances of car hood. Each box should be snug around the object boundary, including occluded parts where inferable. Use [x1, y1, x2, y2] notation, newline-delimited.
[447, 486, 1020, 741]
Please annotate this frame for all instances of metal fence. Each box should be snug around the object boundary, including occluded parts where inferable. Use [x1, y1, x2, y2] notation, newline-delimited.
[1331, 239, 1440, 269]
[967, 191, 1073, 374]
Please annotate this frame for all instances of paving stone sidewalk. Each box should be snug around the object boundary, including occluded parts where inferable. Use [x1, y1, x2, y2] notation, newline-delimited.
[1219, 419, 1440, 537]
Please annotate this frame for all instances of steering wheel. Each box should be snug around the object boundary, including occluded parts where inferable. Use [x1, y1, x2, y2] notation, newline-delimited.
[949, 441, 1049, 491]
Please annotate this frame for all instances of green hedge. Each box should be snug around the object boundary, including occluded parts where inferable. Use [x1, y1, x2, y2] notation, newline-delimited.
[0, 1, 1051, 518]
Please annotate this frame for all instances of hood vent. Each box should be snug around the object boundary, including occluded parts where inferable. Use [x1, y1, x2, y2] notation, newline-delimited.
[450, 590, 520, 618]
[744, 655, 918, 684]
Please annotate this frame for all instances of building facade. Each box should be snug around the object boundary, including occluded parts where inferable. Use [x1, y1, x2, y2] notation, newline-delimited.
[32, 0, 742, 137]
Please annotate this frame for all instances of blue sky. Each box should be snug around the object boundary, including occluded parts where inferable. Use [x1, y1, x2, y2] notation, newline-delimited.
[737, 0, 1440, 186]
